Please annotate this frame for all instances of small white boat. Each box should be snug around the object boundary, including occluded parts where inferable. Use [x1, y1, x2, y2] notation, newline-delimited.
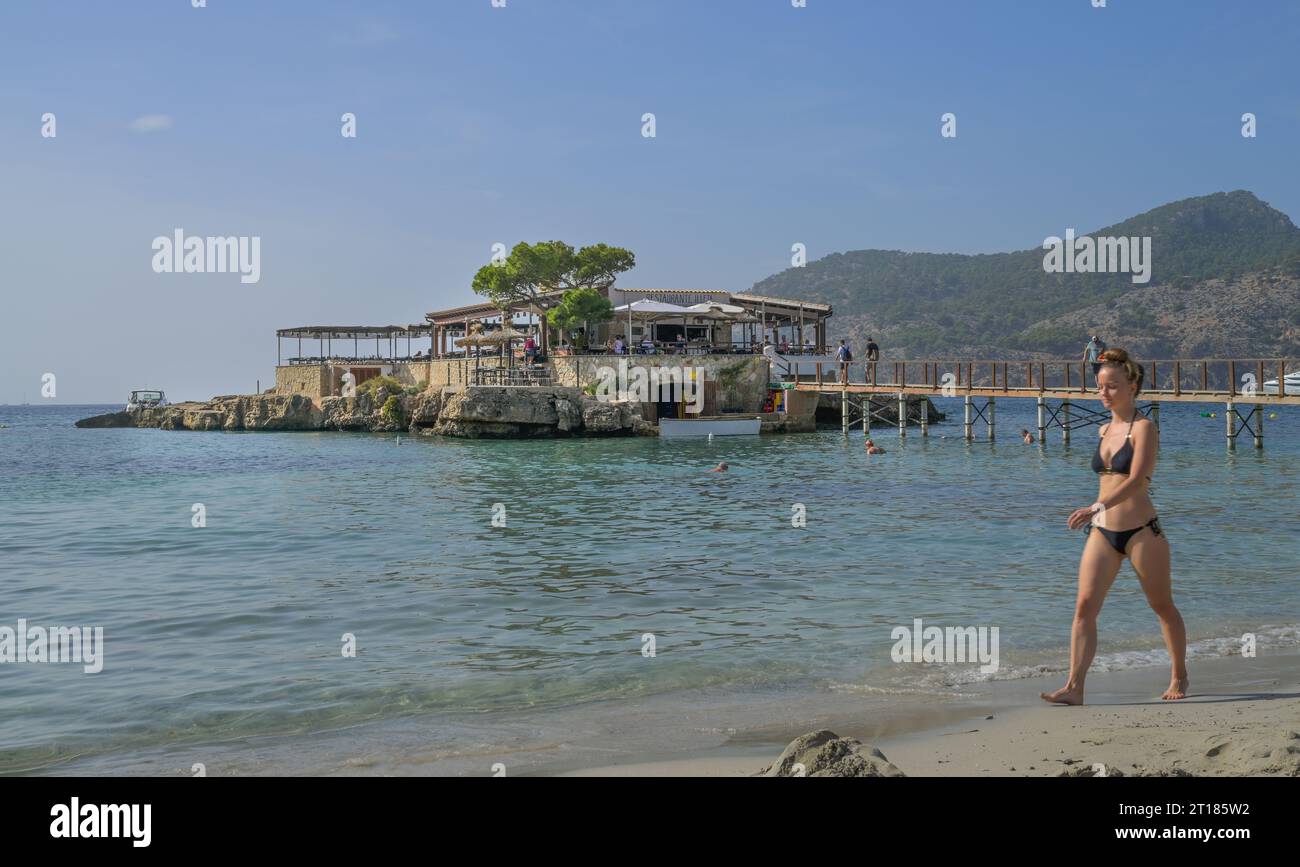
[659, 416, 761, 438]
[126, 389, 169, 411]
[1260, 372, 1300, 395]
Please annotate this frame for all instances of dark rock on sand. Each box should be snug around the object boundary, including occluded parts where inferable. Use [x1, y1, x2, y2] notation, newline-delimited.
[760, 729, 906, 778]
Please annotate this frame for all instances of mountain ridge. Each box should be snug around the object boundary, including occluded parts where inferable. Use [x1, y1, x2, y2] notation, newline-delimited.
[751, 191, 1300, 360]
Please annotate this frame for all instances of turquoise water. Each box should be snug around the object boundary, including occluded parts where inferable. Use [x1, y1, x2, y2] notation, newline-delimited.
[1, 401, 1298, 774]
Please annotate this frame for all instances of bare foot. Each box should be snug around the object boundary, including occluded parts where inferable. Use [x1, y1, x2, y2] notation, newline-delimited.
[1161, 676, 1189, 700]
[1039, 685, 1084, 705]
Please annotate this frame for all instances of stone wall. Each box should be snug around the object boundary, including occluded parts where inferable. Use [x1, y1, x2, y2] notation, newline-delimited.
[275, 361, 433, 401]
[427, 358, 478, 388]
[278, 355, 771, 405]
[389, 362, 432, 390]
[274, 365, 329, 401]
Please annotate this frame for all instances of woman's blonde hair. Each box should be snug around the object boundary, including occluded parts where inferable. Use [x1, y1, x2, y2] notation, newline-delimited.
[1098, 347, 1144, 396]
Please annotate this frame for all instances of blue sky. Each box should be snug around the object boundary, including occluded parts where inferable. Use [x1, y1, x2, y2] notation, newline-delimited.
[2, 0, 1298, 403]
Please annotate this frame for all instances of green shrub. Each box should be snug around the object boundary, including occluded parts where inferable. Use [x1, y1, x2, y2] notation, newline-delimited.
[381, 395, 403, 423]
[358, 375, 404, 396]
[717, 361, 748, 389]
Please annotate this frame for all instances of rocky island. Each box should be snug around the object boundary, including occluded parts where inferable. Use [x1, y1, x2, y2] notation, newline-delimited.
[75, 381, 941, 438]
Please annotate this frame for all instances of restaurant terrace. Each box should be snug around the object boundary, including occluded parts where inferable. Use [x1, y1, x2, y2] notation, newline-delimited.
[272, 288, 833, 400]
[423, 288, 833, 358]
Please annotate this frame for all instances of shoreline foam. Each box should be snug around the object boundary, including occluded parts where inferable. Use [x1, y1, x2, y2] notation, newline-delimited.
[557, 650, 1300, 777]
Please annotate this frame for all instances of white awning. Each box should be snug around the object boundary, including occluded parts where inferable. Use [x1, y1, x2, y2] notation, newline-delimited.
[683, 302, 759, 321]
[613, 300, 693, 315]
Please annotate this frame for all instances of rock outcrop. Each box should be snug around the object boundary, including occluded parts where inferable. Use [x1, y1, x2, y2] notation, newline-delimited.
[75, 385, 654, 438]
[759, 730, 906, 778]
[430, 387, 648, 438]
[407, 390, 444, 430]
[77, 395, 326, 432]
[74, 411, 137, 429]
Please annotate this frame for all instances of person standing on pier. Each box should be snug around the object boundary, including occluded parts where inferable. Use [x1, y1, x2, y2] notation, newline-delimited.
[1042, 347, 1188, 705]
[836, 340, 852, 384]
[1083, 335, 1106, 386]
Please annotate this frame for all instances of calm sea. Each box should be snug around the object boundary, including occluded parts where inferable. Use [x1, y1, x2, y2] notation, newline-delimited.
[2, 401, 1298, 775]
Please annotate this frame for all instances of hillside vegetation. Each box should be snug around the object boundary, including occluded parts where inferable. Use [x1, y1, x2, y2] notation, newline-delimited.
[751, 191, 1300, 360]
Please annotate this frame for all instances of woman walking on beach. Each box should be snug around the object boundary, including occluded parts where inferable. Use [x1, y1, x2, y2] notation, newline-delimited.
[1042, 348, 1188, 705]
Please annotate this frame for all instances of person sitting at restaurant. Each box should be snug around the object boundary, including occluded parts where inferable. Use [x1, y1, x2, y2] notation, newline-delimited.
[614, 335, 626, 355]
[641, 336, 655, 354]
[674, 334, 687, 352]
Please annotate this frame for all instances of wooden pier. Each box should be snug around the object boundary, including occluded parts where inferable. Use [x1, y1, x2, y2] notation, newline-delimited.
[793, 357, 1297, 449]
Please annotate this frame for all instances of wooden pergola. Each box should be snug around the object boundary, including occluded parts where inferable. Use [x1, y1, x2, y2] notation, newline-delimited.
[276, 325, 433, 365]
[730, 293, 833, 352]
[425, 291, 567, 358]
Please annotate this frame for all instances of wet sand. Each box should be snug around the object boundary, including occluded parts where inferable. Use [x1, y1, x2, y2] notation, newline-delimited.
[560, 651, 1300, 776]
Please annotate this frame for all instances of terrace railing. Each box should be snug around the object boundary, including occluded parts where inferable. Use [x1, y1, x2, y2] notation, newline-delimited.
[799, 358, 1296, 399]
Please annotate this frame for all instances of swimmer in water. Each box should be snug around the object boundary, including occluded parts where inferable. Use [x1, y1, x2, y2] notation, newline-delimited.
[865, 439, 885, 455]
[708, 462, 729, 472]
[1021, 429, 1035, 444]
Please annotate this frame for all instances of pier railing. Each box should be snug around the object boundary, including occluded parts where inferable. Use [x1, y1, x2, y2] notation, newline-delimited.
[801, 357, 1296, 400]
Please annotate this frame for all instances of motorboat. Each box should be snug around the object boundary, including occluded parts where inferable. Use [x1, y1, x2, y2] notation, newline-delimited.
[659, 415, 761, 437]
[1260, 372, 1300, 395]
[126, 389, 169, 411]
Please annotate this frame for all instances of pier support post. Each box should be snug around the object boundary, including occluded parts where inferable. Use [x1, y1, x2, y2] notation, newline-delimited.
[841, 389, 848, 437]
[1226, 401, 1235, 451]
[898, 393, 906, 438]
[1256, 405, 1263, 449]
[920, 396, 929, 436]
[1062, 401, 1071, 445]
[987, 396, 995, 441]
[1036, 396, 1046, 444]
[863, 397, 869, 435]
[963, 395, 972, 441]
[1150, 402, 1160, 432]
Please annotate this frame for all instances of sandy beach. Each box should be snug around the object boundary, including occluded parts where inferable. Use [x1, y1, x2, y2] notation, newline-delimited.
[562, 651, 1300, 777]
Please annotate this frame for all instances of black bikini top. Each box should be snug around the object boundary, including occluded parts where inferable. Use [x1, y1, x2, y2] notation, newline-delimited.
[1091, 416, 1135, 474]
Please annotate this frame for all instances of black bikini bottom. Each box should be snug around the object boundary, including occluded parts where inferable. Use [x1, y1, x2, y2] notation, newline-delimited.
[1087, 516, 1163, 555]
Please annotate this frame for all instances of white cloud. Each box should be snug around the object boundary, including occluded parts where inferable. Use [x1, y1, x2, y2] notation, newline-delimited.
[128, 115, 174, 133]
